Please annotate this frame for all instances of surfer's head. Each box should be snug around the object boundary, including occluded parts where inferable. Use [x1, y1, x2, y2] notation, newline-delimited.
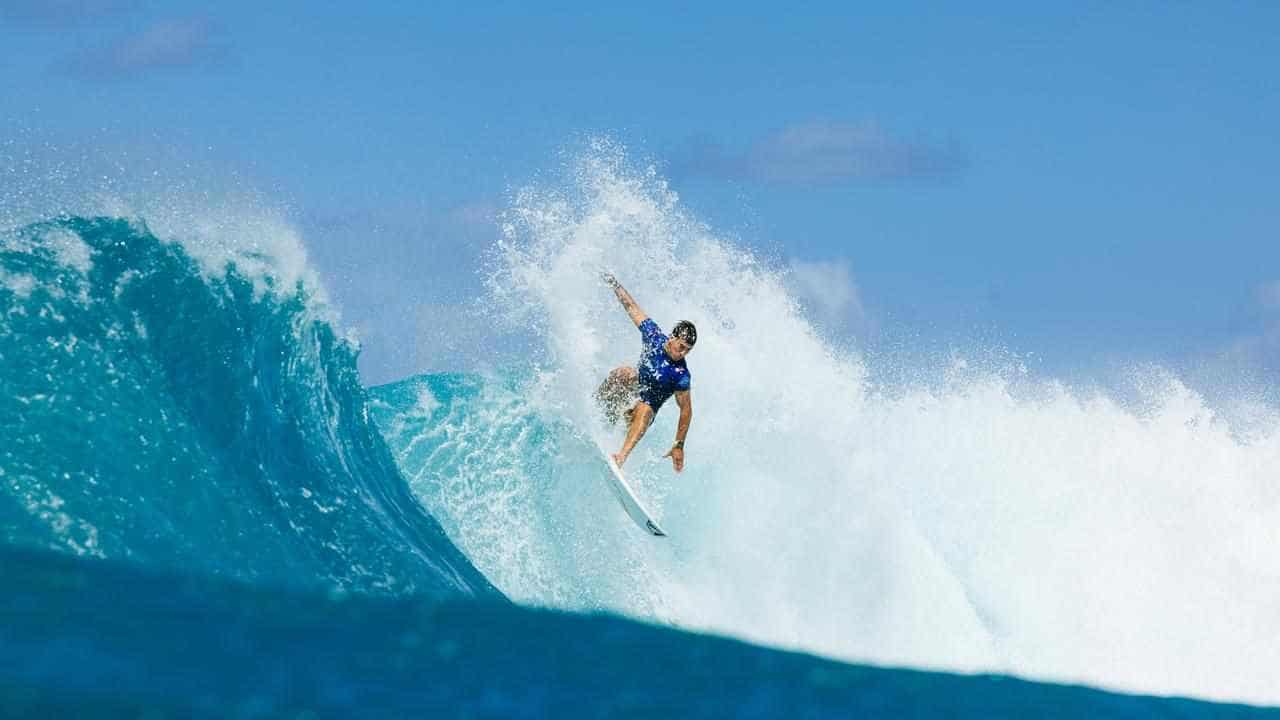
[665, 320, 697, 361]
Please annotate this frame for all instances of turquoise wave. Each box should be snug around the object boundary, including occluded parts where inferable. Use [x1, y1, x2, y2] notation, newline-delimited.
[367, 371, 680, 616]
[0, 216, 496, 598]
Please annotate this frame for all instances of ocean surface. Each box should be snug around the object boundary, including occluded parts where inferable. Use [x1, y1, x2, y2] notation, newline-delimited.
[3, 148, 1279, 715]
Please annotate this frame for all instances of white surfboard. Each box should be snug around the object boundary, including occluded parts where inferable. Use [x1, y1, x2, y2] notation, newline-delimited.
[598, 447, 667, 537]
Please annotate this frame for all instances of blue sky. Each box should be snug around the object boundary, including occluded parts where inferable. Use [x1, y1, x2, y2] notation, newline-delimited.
[3, 1, 1278, 387]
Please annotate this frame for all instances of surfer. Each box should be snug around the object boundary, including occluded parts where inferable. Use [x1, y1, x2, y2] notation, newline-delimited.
[595, 272, 695, 472]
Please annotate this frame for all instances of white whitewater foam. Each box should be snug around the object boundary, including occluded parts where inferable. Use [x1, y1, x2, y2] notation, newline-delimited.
[474, 139, 1280, 705]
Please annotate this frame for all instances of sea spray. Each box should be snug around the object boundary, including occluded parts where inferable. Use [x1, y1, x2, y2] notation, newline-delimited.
[373, 140, 1280, 703]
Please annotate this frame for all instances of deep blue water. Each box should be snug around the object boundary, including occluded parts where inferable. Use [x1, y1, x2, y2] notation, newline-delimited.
[4, 544, 1274, 719]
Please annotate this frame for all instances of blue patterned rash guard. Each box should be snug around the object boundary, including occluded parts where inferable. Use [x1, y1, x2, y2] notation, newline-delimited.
[636, 318, 691, 412]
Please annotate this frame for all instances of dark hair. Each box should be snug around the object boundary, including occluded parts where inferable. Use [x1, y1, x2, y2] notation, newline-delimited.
[671, 320, 697, 346]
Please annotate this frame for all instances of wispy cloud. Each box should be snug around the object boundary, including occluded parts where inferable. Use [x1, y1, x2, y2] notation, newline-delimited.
[786, 257, 873, 335]
[0, 0, 137, 27]
[677, 120, 966, 185]
[1213, 280, 1280, 378]
[59, 17, 230, 81]
[1253, 281, 1280, 362]
[448, 201, 500, 233]
[1254, 280, 1280, 314]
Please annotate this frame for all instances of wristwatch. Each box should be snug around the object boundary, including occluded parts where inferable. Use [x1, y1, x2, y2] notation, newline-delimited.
[672, 440, 684, 450]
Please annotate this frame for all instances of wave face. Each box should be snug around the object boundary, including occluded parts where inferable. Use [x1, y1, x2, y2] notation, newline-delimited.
[369, 372, 674, 615]
[0, 216, 495, 598]
[370, 143, 1280, 705]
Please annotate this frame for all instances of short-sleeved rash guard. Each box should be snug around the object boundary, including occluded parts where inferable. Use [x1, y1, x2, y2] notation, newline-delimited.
[636, 318, 691, 411]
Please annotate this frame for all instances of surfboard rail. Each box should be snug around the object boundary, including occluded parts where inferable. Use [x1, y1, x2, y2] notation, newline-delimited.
[601, 450, 667, 537]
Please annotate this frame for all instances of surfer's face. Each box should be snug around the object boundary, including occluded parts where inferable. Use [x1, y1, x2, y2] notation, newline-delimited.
[665, 337, 693, 361]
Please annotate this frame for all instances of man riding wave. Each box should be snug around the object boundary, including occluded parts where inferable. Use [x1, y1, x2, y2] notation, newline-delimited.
[595, 272, 695, 472]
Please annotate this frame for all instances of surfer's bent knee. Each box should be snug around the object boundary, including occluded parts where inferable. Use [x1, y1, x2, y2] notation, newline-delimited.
[628, 401, 655, 426]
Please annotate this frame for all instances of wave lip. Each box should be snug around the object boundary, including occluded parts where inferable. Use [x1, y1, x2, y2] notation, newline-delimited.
[0, 216, 496, 598]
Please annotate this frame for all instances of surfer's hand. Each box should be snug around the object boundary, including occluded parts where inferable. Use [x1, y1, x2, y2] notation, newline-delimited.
[663, 446, 685, 472]
[601, 271, 619, 289]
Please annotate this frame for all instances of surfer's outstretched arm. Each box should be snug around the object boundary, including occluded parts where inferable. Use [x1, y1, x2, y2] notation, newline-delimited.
[612, 401, 655, 467]
[602, 272, 648, 327]
[663, 390, 692, 473]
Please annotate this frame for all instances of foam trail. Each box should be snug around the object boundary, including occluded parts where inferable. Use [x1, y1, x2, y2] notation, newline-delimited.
[445, 139, 1280, 704]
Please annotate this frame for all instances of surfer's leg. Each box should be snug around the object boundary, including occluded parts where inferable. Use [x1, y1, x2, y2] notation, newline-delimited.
[621, 402, 656, 426]
[596, 366, 638, 424]
[597, 366, 637, 394]
[613, 401, 655, 467]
